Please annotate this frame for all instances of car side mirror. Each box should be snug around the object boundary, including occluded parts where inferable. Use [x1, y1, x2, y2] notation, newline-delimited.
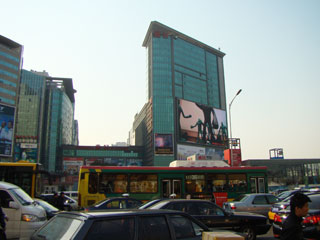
[9, 201, 19, 209]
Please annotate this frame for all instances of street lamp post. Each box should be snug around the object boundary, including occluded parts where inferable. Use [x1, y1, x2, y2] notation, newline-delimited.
[229, 89, 242, 166]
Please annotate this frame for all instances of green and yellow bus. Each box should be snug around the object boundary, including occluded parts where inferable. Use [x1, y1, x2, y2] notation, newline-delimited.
[78, 165, 268, 207]
[0, 161, 46, 198]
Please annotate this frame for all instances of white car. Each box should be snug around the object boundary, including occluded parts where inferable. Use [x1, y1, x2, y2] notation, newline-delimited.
[223, 193, 280, 217]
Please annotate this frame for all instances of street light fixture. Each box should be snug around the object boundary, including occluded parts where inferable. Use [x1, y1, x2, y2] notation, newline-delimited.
[228, 89, 242, 166]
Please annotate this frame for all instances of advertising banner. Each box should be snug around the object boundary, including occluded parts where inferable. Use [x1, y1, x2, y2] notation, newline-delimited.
[177, 144, 224, 160]
[84, 157, 142, 166]
[0, 104, 15, 156]
[154, 133, 173, 155]
[19, 143, 38, 162]
[177, 99, 227, 146]
[177, 144, 205, 160]
[63, 157, 84, 175]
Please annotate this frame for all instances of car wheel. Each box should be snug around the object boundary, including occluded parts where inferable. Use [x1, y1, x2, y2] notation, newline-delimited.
[241, 225, 256, 240]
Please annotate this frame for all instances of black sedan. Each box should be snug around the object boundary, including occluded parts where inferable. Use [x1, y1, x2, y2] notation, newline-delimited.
[85, 197, 142, 210]
[31, 209, 211, 240]
[273, 193, 320, 239]
[146, 199, 270, 240]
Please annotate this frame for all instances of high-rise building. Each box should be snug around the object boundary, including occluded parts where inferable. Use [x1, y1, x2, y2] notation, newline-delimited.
[0, 35, 23, 159]
[14, 70, 47, 162]
[41, 77, 76, 173]
[131, 21, 227, 166]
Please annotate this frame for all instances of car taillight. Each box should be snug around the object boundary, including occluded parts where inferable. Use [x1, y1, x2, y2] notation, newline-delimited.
[230, 204, 236, 210]
[303, 215, 320, 225]
[274, 214, 282, 223]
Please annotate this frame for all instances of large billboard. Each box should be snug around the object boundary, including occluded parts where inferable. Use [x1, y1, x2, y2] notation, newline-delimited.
[154, 133, 173, 155]
[0, 104, 15, 156]
[177, 99, 227, 147]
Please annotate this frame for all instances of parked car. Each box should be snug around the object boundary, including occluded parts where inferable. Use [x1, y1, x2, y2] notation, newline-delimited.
[273, 193, 320, 239]
[85, 197, 142, 210]
[38, 193, 79, 211]
[146, 199, 270, 240]
[33, 198, 59, 219]
[223, 193, 280, 217]
[31, 209, 211, 240]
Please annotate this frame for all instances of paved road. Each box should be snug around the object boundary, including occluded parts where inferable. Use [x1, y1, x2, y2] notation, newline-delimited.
[257, 226, 276, 240]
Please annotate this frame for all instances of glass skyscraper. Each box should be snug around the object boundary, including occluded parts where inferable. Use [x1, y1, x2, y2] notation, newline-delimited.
[132, 21, 227, 166]
[42, 77, 76, 173]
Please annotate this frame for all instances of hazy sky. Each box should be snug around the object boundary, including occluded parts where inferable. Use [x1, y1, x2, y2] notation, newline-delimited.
[2, 0, 319, 160]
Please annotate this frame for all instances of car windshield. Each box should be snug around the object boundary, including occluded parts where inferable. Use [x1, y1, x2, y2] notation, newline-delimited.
[9, 188, 34, 206]
[278, 191, 294, 199]
[139, 199, 162, 209]
[32, 215, 83, 240]
[35, 199, 58, 211]
[234, 194, 248, 202]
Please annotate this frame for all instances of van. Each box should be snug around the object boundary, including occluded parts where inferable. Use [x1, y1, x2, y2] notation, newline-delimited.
[0, 181, 47, 239]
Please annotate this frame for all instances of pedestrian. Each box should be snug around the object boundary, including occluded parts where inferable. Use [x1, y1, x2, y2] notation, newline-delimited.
[0, 205, 8, 240]
[56, 192, 65, 211]
[280, 192, 311, 240]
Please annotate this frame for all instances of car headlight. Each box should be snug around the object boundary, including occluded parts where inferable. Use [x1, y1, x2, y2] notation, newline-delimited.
[21, 214, 40, 222]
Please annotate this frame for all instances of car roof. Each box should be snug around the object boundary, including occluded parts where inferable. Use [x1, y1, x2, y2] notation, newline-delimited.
[55, 209, 206, 219]
[0, 181, 19, 189]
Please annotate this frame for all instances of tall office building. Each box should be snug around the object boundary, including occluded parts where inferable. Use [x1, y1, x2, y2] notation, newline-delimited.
[132, 21, 227, 166]
[41, 77, 76, 173]
[0, 35, 23, 159]
[15, 70, 47, 162]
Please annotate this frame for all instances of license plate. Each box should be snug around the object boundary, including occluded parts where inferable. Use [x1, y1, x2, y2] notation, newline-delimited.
[272, 208, 279, 212]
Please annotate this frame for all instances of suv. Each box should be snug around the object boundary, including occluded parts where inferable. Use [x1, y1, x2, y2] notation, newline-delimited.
[31, 209, 210, 240]
[273, 193, 320, 239]
[146, 199, 270, 240]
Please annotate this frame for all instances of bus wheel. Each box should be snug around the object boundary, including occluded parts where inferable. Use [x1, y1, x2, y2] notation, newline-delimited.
[241, 225, 256, 240]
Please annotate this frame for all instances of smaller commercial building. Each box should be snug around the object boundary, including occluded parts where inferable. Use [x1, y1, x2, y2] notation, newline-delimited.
[242, 158, 320, 188]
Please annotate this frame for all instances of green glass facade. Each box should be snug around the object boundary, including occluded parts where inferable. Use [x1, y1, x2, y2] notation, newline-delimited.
[141, 21, 227, 166]
[16, 70, 46, 137]
[14, 70, 46, 162]
[42, 78, 75, 173]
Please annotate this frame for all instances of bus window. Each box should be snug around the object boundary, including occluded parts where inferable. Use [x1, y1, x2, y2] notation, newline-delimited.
[99, 174, 127, 193]
[185, 175, 205, 194]
[129, 174, 157, 193]
[228, 174, 247, 192]
[207, 174, 227, 192]
[88, 173, 98, 193]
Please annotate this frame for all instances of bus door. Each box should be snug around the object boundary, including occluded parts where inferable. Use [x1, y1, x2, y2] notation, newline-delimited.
[161, 179, 181, 198]
[250, 177, 266, 193]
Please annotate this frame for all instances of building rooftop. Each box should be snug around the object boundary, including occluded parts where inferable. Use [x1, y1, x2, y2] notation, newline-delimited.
[142, 21, 225, 57]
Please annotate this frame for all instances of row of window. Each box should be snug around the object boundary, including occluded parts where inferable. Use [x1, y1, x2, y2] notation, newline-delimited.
[88, 173, 249, 194]
[0, 59, 18, 70]
[0, 78, 17, 87]
[0, 69, 18, 79]
[0, 51, 20, 62]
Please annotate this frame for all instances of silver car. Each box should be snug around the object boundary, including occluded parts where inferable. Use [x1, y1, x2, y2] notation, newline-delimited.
[223, 193, 280, 217]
